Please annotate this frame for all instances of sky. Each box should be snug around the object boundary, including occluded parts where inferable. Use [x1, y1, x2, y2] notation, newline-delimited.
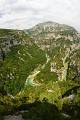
[0, 0, 80, 31]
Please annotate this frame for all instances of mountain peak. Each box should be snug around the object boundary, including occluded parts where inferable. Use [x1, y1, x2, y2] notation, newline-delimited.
[27, 21, 77, 34]
[36, 21, 58, 26]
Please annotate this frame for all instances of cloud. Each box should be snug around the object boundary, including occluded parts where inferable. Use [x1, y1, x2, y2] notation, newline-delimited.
[0, 0, 80, 31]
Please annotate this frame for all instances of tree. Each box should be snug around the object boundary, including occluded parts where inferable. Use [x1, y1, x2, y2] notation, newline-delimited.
[1, 48, 5, 61]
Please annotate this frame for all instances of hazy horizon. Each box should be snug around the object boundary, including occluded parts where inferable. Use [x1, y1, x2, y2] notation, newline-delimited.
[0, 0, 80, 32]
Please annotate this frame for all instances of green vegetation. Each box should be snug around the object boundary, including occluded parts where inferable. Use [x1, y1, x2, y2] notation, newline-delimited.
[0, 44, 46, 95]
[35, 61, 58, 83]
[0, 22, 80, 120]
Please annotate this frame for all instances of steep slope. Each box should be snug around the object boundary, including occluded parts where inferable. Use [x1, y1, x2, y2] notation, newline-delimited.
[0, 29, 32, 60]
[26, 21, 79, 52]
[25, 21, 80, 82]
[25, 22, 80, 119]
[0, 29, 46, 95]
[0, 22, 80, 120]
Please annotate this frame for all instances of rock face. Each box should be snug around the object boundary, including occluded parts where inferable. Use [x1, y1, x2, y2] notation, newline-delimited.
[4, 115, 24, 120]
[0, 29, 32, 60]
[26, 21, 79, 52]
[26, 21, 80, 82]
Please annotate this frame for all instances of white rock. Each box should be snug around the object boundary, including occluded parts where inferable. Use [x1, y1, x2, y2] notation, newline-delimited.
[4, 115, 24, 120]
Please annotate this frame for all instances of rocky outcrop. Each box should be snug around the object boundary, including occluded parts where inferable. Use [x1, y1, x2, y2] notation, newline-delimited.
[0, 29, 32, 60]
[4, 115, 24, 120]
[26, 21, 79, 52]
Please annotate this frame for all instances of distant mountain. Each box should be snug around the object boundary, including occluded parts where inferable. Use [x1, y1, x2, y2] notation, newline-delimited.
[26, 21, 79, 52]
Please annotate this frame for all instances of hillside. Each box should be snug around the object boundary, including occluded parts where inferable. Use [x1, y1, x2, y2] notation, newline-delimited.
[0, 22, 80, 120]
[26, 21, 80, 52]
[26, 22, 80, 82]
[0, 29, 33, 60]
[0, 29, 47, 95]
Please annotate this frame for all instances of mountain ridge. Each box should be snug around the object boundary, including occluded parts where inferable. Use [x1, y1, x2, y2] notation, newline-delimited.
[25, 21, 80, 54]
